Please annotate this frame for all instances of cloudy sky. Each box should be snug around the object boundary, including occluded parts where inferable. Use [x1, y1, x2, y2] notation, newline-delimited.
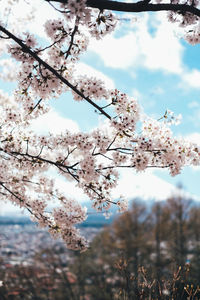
[1, 1, 200, 214]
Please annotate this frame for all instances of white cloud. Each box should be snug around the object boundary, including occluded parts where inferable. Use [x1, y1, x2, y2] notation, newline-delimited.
[0, 202, 25, 216]
[89, 33, 140, 69]
[30, 110, 79, 135]
[55, 177, 89, 202]
[186, 107, 200, 127]
[88, 13, 184, 74]
[88, 12, 200, 91]
[132, 88, 142, 99]
[182, 69, 200, 89]
[112, 169, 178, 201]
[188, 101, 200, 109]
[185, 132, 200, 145]
[75, 62, 115, 89]
[112, 168, 200, 202]
[139, 14, 183, 74]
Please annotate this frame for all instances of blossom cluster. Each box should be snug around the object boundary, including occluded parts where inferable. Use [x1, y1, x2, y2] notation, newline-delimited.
[153, 0, 200, 44]
[110, 89, 140, 134]
[87, 10, 117, 39]
[60, 1, 117, 38]
[72, 75, 110, 101]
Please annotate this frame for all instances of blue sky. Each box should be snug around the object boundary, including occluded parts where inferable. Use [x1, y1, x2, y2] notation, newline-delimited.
[1, 1, 200, 215]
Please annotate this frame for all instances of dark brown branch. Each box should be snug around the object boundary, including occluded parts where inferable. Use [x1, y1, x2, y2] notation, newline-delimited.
[0, 24, 112, 120]
[0, 147, 78, 178]
[65, 23, 78, 60]
[89, 0, 200, 17]
[46, 0, 200, 17]
[9, 150, 77, 172]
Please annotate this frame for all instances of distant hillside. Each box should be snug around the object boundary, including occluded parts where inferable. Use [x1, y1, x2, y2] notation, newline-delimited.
[0, 216, 32, 225]
[0, 213, 114, 227]
[0, 197, 175, 227]
[80, 213, 114, 227]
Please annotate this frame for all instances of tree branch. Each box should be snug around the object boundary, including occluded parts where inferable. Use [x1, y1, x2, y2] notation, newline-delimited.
[46, 0, 200, 18]
[0, 24, 112, 120]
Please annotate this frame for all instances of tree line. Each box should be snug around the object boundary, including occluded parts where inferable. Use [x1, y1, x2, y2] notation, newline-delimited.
[1, 191, 200, 299]
[70, 192, 200, 299]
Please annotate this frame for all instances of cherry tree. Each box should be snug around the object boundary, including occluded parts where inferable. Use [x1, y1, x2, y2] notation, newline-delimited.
[0, 0, 200, 251]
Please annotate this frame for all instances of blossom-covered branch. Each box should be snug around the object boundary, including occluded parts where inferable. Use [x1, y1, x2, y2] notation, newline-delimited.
[0, 24, 112, 120]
